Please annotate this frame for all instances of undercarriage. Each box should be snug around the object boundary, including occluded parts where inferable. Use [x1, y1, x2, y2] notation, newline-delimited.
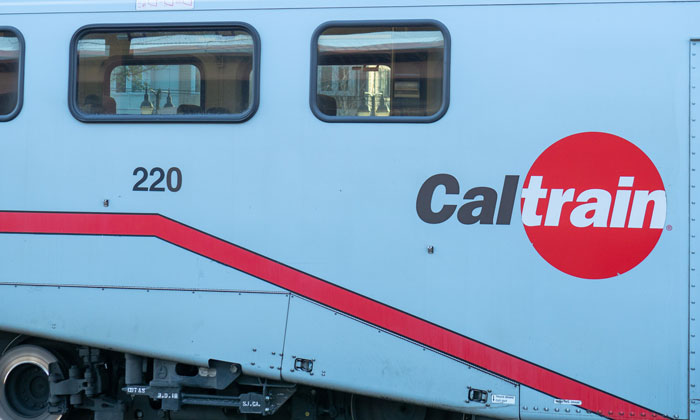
[0, 333, 465, 420]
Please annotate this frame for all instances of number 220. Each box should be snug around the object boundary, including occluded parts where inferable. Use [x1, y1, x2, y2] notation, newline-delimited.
[132, 167, 182, 192]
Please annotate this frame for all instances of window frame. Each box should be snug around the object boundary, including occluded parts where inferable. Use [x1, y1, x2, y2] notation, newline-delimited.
[69, 22, 260, 123]
[309, 20, 451, 123]
[0, 26, 25, 123]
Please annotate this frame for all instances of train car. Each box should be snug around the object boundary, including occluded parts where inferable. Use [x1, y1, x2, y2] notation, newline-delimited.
[0, 0, 694, 420]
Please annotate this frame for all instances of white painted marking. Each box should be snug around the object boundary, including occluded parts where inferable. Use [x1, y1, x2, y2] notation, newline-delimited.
[136, 0, 194, 11]
[491, 394, 516, 405]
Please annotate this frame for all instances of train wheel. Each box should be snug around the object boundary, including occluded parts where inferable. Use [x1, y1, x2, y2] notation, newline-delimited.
[0, 345, 61, 420]
[351, 395, 427, 420]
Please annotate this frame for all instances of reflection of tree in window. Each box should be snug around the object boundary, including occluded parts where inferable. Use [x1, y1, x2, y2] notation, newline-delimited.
[320, 67, 332, 92]
[114, 67, 126, 93]
[338, 67, 349, 91]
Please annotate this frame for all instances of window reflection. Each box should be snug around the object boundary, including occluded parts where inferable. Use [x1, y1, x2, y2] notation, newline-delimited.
[75, 28, 255, 119]
[0, 31, 20, 117]
[316, 26, 445, 118]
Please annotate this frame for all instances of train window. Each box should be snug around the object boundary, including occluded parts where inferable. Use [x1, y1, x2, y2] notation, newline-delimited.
[311, 21, 450, 123]
[0, 28, 23, 122]
[70, 24, 259, 122]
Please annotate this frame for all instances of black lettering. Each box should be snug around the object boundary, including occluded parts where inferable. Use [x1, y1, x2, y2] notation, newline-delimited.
[496, 175, 520, 225]
[416, 174, 459, 224]
[166, 167, 182, 192]
[149, 167, 166, 192]
[132, 167, 148, 191]
[457, 187, 498, 224]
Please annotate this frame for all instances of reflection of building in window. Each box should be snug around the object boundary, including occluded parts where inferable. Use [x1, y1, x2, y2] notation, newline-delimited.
[109, 64, 201, 115]
[317, 65, 391, 116]
[75, 29, 255, 118]
[316, 26, 445, 118]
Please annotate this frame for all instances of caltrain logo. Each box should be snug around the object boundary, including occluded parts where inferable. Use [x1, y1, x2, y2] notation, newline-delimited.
[416, 132, 666, 279]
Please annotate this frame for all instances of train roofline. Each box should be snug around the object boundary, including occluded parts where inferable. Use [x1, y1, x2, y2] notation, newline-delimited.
[1, 0, 699, 15]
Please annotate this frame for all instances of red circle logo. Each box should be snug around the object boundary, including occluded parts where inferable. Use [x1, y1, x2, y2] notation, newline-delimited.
[521, 132, 666, 279]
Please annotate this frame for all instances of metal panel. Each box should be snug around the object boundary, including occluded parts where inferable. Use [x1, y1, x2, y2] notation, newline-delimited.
[0, 233, 283, 292]
[690, 40, 700, 420]
[281, 295, 519, 419]
[0, 284, 290, 380]
[520, 386, 601, 420]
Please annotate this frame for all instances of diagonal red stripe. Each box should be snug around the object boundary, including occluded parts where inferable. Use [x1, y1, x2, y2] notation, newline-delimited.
[0, 211, 670, 420]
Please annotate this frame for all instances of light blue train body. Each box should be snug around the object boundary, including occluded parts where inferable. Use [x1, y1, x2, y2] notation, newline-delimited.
[0, 1, 695, 420]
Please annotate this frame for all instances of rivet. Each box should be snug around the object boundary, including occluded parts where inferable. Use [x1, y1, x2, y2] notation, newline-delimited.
[544, 407, 549, 411]
[103, 199, 109, 207]
[269, 365, 274, 369]
[252, 348, 257, 352]
[609, 411, 614, 415]
[642, 413, 646, 417]
[523, 406, 528, 410]
[251, 362, 255, 366]
[576, 409, 581, 413]
[554, 408, 559, 412]
[631, 412, 635, 417]
[534, 406, 538, 411]
[565, 408, 570, 413]
[620, 412, 625, 416]
[272, 352, 276, 355]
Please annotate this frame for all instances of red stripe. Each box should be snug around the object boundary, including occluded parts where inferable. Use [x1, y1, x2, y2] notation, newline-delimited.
[0, 211, 669, 420]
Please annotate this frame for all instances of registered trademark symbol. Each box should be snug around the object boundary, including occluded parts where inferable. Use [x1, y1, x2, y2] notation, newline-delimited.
[667, 225, 673, 231]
